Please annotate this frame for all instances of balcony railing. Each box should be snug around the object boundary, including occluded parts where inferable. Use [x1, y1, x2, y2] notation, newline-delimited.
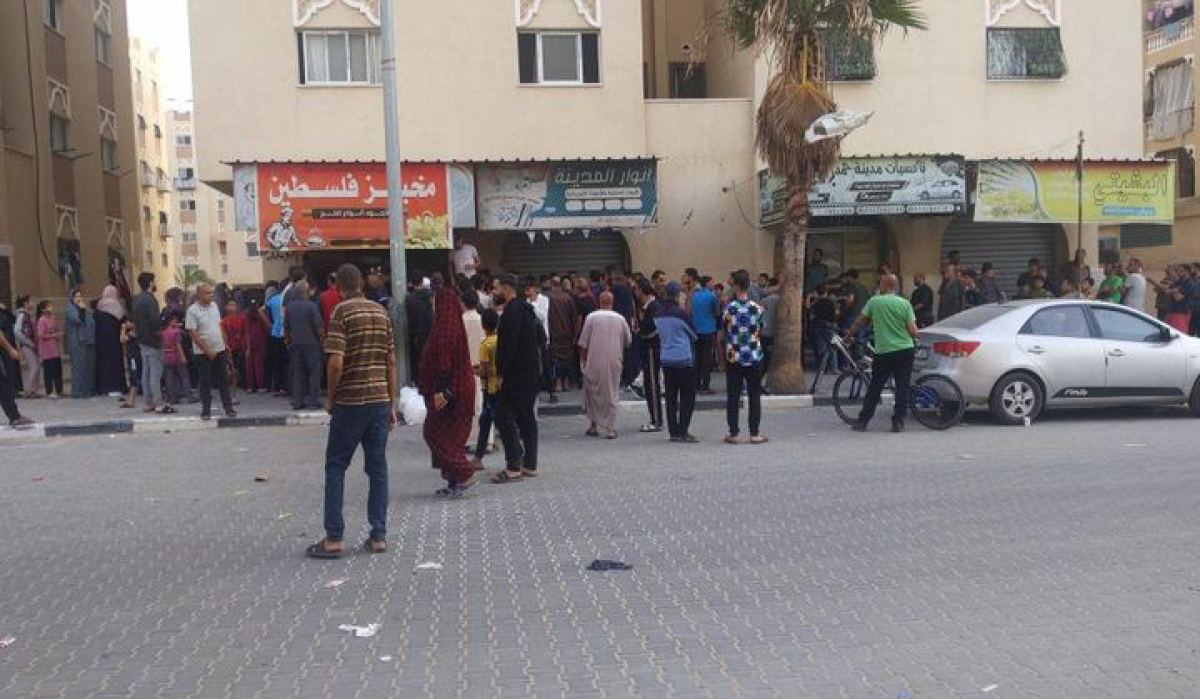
[1148, 16, 1195, 53]
[174, 177, 196, 190]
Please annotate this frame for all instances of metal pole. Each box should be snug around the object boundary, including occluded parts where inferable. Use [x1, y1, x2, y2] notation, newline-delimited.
[380, 0, 410, 385]
[1076, 130, 1085, 253]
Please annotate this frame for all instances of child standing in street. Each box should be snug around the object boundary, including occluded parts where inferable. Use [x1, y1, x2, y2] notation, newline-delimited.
[119, 318, 142, 409]
[161, 316, 189, 405]
[35, 301, 62, 398]
[470, 308, 500, 471]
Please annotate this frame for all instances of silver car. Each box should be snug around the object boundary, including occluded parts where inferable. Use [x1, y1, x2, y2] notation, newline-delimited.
[913, 300, 1200, 424]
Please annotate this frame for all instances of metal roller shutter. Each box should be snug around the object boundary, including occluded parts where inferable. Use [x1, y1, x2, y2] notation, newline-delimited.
[941, 220, 1061, 297]
[501, 230, 629, 278]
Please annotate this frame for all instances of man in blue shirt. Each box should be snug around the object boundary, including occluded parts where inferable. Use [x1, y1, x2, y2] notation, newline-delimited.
[264, 281, 290, 396]
[689, 274, 720, 394]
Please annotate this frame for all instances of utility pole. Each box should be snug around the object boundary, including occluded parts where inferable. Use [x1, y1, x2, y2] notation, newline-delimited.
[380, 0, 409, 386]
[1076, 130, 1085, 253]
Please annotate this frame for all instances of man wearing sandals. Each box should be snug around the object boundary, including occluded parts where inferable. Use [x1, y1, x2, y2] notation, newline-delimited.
[306, 264, 397, 559]
[722, 271, 768, 445]
[491, 273, 542, 484]
[578, 292, 632, 440]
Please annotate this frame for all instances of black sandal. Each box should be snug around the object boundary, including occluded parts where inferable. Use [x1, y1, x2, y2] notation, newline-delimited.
[304, 540, 345, 559]
[491, 470, 523, 484]
[363, 539, 387, 554]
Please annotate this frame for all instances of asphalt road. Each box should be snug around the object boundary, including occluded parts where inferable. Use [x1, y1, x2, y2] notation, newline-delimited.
[2, 405, 1200, 698]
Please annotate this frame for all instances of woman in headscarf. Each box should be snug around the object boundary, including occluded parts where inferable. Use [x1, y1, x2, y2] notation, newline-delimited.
[419, 286, 477, 496]
[94, 285, 128, 396]
[64, 288, 96, 398]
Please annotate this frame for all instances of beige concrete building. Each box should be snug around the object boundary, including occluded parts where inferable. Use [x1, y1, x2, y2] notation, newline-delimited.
[1138, 0, 1199, 277]
[188, 0, 1144, 292]
[0, 0, 140, 307]
[168, 110, 263, 288]
[129, 37, 176, 291]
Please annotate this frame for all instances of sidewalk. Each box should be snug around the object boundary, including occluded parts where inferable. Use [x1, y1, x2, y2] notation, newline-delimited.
[1, 371, 821, 441]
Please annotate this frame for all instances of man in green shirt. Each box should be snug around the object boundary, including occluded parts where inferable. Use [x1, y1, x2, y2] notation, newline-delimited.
[1098, 263, 1126, 304]
[844, 274, 919, 433]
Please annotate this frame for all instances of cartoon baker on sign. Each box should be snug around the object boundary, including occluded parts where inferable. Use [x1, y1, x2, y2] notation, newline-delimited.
[265, 205, 300, 251]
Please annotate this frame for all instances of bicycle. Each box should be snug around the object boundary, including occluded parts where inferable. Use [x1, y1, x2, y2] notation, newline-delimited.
[827, 334, 966, 430]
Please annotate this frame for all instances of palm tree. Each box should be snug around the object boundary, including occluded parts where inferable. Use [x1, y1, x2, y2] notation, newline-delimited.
[716, 0, 925, 393]
[175, 265, 212, 290]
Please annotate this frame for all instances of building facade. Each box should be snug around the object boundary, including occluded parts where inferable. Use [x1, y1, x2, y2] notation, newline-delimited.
[0, 0, 139, 307]
[168, 110, 263, 288]
[1140, 0, 1198, 273]
[129, 37, 176, 291]
[188, 0, 1144, 293]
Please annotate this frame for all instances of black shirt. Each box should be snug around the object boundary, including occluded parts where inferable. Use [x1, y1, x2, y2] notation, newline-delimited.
[496, 297, 542, 392]
[911, 284, 934, 322]
[811, 297, 837, 325]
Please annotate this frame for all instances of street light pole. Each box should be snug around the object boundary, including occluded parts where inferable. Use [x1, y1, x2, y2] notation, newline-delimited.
[380, 0, 409, 385]
[1076, 130, 1085, 254]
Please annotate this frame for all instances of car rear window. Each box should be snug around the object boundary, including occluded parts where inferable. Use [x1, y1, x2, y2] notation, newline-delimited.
[930, 305, 1013, 330]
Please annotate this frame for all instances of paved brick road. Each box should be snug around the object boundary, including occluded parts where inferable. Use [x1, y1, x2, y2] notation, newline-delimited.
[3, 406, 1200, 698]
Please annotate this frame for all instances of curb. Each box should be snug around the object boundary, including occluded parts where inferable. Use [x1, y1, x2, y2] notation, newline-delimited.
[0, 396, 819, 442]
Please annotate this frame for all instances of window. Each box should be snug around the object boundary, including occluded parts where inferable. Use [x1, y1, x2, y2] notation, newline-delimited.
[1020, 306, 1093, 338]
[1148, 61, 1195, 141]
[182, 230, 197, 243]
[159, 211, 168, 225]
[142, 206, 152, 222]
[49, 114, 69, 153]
[161, 253, 169, 267]
[1092, 307, 1167, 342]
[299, 30, 380, 84]
[221, 264, 229, 276]
[44, 0, 61, 31]
[825, 31, 876, 82]
[217, 200, 226, 224]
[218, 241, 228, 256]
[518, 32, 600, 85]
[180, 199, 196, 212]
[986, 28, 1066, 79]
[177, 167, 194, 180]
[100, 137, 118, 172]
[146, 250, 153, 267]
[246, 241, 260, 257]
[669, 63, 706, 98]
[1156, 147, 1196, 198]
[174, 134, 192, 146]
[95, 28, 111, 64]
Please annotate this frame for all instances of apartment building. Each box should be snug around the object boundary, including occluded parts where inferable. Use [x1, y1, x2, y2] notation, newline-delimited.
[188, 0, 1144, 291]
[169, 110, 263, 287]
[0, 0, 139, 306]
[1139, 0, 1199, 271]
[129, 37, 175, 291]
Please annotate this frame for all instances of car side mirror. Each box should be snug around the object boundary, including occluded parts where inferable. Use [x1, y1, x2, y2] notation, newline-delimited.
[1162, 327, 1177, 342]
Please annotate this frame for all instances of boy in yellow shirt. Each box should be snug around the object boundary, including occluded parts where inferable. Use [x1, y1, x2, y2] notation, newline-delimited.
[470, 309, 501, 471]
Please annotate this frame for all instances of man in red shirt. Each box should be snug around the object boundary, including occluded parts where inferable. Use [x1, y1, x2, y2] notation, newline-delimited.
[319, 272, 343, 330]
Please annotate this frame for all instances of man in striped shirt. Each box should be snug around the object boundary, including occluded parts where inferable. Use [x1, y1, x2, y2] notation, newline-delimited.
[306, 264, 397, 559]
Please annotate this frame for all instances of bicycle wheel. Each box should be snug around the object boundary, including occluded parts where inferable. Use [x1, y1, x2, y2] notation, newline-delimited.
[831, 369, 871, 426]
[911, 374, 966, 430]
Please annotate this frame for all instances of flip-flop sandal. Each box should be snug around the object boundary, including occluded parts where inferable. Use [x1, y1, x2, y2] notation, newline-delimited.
[491, 471, 523, 484]
[750, 436, 768, 444]
[158, 405, 177, 414]
[520, 469, 538, 478]
[585, 428, 599, 437]
[724, 435, 740, 445]
[305, 540, 345, 559]
[639, 424, 663, 433]
[605, 432, 619, 440]
[362, 539, 387, 554]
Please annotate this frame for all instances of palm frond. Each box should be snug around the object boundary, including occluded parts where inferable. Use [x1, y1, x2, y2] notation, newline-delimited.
[756, 72, 839, 185]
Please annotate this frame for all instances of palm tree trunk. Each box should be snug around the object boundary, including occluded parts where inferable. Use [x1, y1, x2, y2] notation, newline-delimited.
[769, 185, 810, 394]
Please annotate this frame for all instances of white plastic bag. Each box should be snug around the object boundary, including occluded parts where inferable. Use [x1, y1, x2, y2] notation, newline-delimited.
[805, 109, 873, 143]
[399, 386, 427, 426]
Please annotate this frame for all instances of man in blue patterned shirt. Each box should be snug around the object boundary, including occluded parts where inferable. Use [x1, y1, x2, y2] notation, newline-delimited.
[721, 270, 767, 445]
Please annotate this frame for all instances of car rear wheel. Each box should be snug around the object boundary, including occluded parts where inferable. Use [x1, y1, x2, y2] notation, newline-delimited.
[989, 372, 1043, 425]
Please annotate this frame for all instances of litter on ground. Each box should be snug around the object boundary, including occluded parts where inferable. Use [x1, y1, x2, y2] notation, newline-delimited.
[415, 562, 443, 571]
[324, 579, 346, 589]
[587, 559, 633, 572]
[338, 623, 380, 638]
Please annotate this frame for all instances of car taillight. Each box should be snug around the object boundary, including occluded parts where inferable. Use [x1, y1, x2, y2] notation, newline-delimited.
[932, 341, 980, 358]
